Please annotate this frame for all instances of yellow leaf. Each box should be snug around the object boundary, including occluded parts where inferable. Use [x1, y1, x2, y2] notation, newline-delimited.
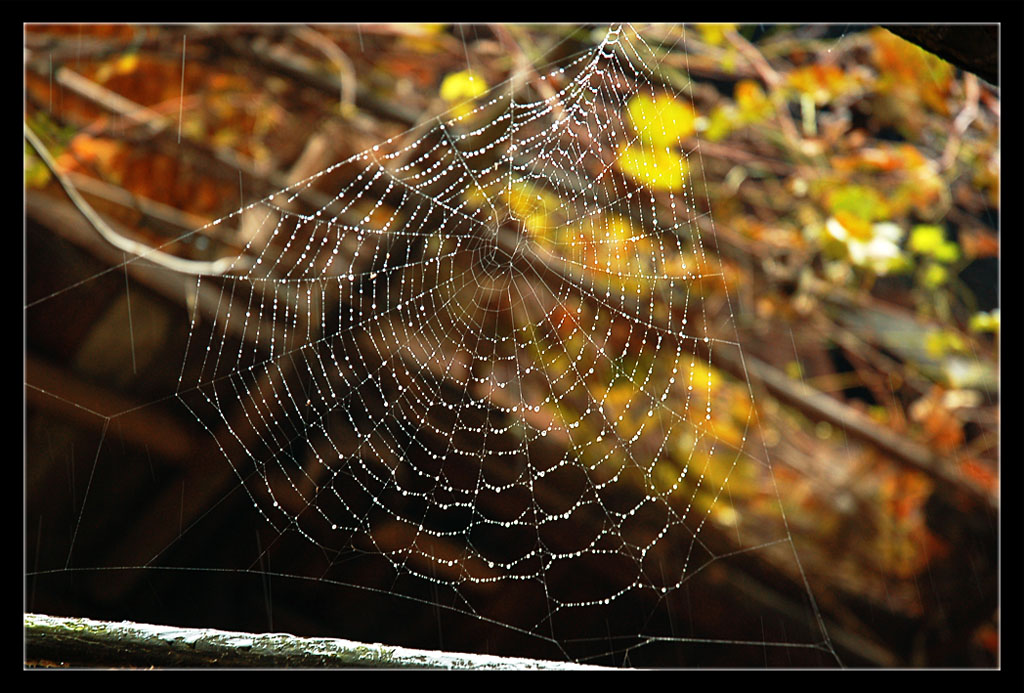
[413, 23, 447, 35]
[24, 147, 51, 189]
[787, 64, 854, 105]
[909, 224, 944, 254]
[696, 23, 736, 46]
[910, 225, 960, 263]
[924, 330, 966, 358]
[704, 105, 735, 142]
[832, 211, 873, 241]
[617, 142, 688, 192]
[969, 309, 999, 333]
[827, 184, 890, 222]
[440, 70, 488, 119]
[687, 359, 719, 400]
[626, 92, 696, 147]
[734, 79, 772, 122]
[921, 263, 948, 288]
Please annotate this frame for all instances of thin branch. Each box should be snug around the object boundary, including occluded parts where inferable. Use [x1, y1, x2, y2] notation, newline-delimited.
[940, 71, 980, 171]
[727, 348, 996, 512]
[233, 34, 420, 127]
[292, 26, 358, 118]
[723, 28, 803, 149]
[24, 122, 245, 277]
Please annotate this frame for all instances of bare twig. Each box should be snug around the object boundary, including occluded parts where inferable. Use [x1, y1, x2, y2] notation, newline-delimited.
[61, 170, 242, 247]
[292, 26, 358, 118]
[940, 72, 980, 171]
[24, 122, 245, 277]
[723, 29, 803, 149]
[727, 348, 996, 511]
[490, 24, 566, 122]
[235, 34, 420, 127]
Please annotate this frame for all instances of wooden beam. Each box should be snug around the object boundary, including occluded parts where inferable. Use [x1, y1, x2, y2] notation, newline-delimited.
[26, 190, 281, 353]
[715, 347, 997, 511]
[25, 612, 604, 669]
[25, 355, 194, 462]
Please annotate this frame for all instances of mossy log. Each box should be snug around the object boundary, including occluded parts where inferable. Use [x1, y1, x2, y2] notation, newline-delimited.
[24, 613, 604, 670]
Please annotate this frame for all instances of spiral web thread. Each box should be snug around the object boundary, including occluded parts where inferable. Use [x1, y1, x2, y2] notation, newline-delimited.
[175, 24, 833, 661]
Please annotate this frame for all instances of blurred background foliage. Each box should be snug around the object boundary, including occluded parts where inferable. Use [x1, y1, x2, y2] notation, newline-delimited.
[25, 24, 998, 667]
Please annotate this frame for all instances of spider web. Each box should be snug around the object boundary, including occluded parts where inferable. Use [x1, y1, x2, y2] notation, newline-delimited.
[172, 24, 835, 665]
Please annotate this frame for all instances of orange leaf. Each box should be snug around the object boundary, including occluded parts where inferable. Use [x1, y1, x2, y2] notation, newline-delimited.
[960, 458, 997, 492]
[909, 388, 965, 453]
[959, 228, 1000, 259]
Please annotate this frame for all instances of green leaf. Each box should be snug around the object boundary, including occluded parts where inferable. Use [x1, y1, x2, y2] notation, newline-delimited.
[828, 185, 889, 221]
